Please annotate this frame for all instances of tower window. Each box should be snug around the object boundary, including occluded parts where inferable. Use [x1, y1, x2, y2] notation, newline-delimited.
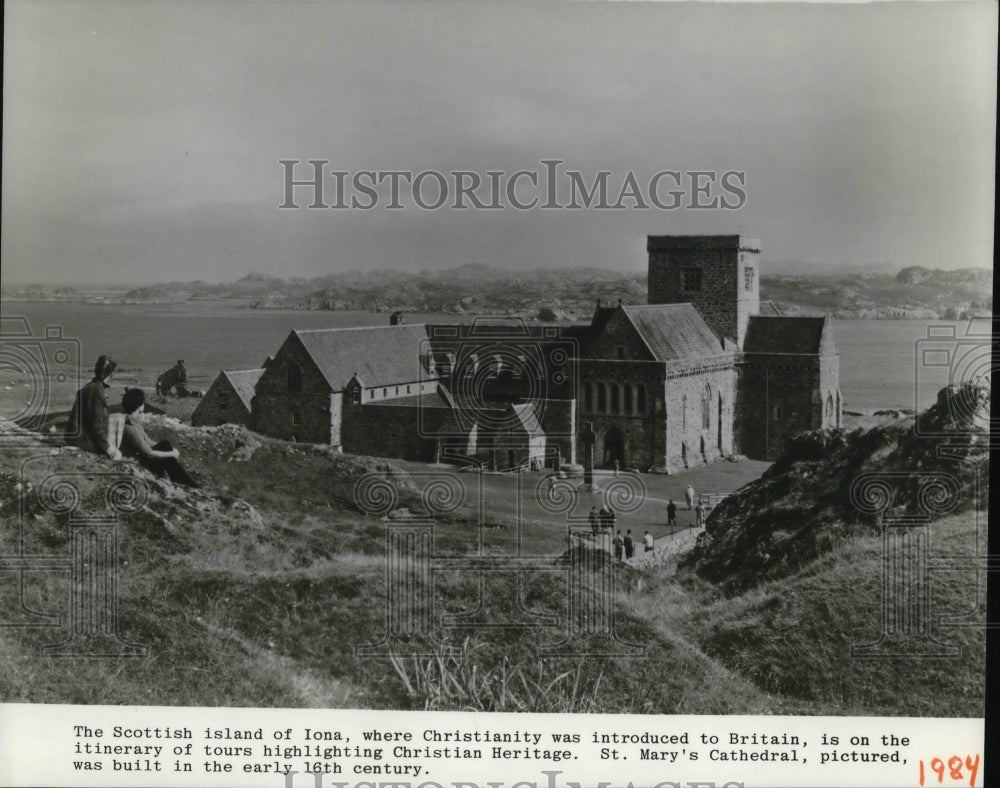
[616, 346, 626, 359]
[681, 267, 702, 291]
[773, 404, 782, 420]
[292, 409, 301, 426]
[744, 267, 756, 291]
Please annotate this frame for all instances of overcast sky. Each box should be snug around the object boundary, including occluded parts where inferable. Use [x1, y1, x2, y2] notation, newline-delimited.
[2, 1, 996, 285]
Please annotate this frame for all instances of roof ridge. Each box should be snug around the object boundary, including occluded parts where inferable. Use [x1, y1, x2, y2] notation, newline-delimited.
[224, 368, 265, 375]
[295, 323, 427, 335]
[624, 303, 693, 310]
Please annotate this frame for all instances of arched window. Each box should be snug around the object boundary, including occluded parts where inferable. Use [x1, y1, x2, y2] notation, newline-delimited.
[636, 383, 646, 414]
[350, 387, 361, 405]
[584, 382, 593, 413]
[773, 404, 783, 420]
[287, 362, 302, 392]
[825, 393, 834, 422]
[835, 391, 841, 427]
[624, 383, 633, 414]
[610, 383, 620, 413]
[702, 384, 712, 430]
[596, 382, 607, 413]
[682, 395, 687, 430]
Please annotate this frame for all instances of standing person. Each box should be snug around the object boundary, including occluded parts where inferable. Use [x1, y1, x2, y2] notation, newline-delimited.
[623, 530, 635, 560]
[613, 530, 624, 561]
[613, 458, 620, 477]
[643, 530, 655, 552]
[685, 484, 696, 510]
[695, 501, 706, 528]
[667, 499, 677, 529]
[119, 388, 199, 487]
[607, 505, 617, 532]
[66, 355, 121, 460]
[589, 506, 600, 535]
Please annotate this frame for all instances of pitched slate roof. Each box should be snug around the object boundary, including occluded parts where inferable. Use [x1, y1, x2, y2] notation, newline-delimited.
[620, 304, 725, 361]
[743, 316, 828, 354]
[223, 369, 265, 410]
[368, 389, 452, 409]
[293, 324, 433, 390]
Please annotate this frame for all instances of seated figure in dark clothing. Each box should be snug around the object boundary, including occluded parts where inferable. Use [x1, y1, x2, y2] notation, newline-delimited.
[119, 388, 199, 487]
[67, 354, 121, 459]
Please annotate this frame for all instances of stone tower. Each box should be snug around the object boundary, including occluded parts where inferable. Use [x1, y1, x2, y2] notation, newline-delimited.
[647, 235, 761, 349]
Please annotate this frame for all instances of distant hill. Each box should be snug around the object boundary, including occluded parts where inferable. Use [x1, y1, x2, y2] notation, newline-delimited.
[2, 264, 991, 320]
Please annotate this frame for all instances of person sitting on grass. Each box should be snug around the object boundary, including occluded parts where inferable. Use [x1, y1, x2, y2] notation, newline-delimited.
[66, 354, 121, 460]
[119, 388, 199, 487]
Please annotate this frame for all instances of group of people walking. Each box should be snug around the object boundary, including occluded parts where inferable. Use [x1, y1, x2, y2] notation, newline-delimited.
[66, 355, 199, 487]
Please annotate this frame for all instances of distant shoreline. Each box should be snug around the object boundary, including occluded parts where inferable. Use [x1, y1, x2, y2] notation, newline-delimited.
[0, 297, 984, 321]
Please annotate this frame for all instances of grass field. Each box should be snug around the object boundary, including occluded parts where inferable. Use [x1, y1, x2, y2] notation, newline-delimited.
[0, 400, 986, 716]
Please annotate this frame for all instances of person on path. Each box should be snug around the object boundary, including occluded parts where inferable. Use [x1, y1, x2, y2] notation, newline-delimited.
[643, 530, 655, 553]
[613, 458, 620, 477]
[589, 506, 600, 535]
[667, 499, 677, 528]
[67, 355, 120, 460]
[613, 530, 624, 561]
[623, 530, 635, 560]
[695, 501, 706, 527]
[685, 484, 696, 510]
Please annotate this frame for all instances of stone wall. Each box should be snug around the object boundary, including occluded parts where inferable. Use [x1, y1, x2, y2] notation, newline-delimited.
[735, 354, 828, 461]
[252, 392, 333, 444]
[253, 333, 334, 443]
[661, 359, 736, 471]
[538, 398, 576, 465]
[579, 359, 667, 470]
[340, 403, 448, 462]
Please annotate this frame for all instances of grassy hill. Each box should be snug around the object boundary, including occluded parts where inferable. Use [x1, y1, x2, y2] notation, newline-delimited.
[0, 385, 987, 715]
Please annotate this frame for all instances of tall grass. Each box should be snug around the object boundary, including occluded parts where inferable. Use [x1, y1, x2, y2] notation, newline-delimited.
[387, 638, 604, 712]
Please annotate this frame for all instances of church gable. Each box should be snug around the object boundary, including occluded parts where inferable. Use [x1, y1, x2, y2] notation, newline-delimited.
[587, 308, 656, 361]
[255, 331, 333, 396]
